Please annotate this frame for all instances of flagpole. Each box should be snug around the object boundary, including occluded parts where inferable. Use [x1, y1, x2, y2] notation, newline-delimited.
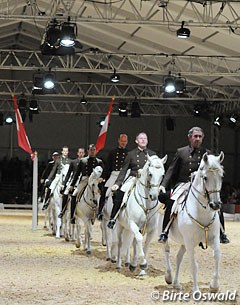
[32, 151, 38, 231]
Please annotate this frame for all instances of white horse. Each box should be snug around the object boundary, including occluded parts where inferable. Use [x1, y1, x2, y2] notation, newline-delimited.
[48, 164, 70, 239]
[117, 155, 167, 273]
[75, 166, 103, 254]
[162, 152, 224, 293]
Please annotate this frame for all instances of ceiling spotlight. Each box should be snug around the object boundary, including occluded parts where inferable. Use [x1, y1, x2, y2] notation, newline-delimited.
[213, 116, 223, 128]
[43, 72, 55, 90]
[118, 102, 128, 117]
[29, 100, 38, 111]
[44, 19, 61, 48]
[80, 95, 87, 104]
[60, 18, 77, 47]
[193, 105, 201, 117]
[111, 69, 120, 83]
[5, 114, 14, 124]
[177, 21, 190, 39]
[163, 75, 175, 93]
[229, 114, 238, 124]
[175, 76, 186, 94]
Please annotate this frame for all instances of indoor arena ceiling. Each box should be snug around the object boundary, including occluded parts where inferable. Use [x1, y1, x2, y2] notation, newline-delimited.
[0, 0, 240, 117]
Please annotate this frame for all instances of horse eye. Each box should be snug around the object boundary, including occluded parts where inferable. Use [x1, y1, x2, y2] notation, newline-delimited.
[203, 176, 207, 181]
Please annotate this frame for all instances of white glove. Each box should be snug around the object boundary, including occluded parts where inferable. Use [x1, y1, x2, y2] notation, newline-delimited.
[159, 185, 166, 193]
[111, 184, 119, 191]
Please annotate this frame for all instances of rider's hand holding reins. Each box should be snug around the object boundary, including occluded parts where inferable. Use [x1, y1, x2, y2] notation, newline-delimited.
[111, 184, 119, 192]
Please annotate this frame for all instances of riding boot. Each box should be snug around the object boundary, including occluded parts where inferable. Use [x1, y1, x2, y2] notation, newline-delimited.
[97, 187, 107, 220]
[58, 194, 68, 218]
[107, 190, 124, 229]
[70, 195, 77, 222]
[158, 198, 173, 243]
[42, 188, 51, 210]
[219, 209, 230, 244]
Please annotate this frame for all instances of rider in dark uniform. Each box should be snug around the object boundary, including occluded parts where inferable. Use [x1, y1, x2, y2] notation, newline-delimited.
[58, 147, 85, 222]
[107, 132, 156, 229]
[42, 146, 71, 210]
[39, 151, 59, 202]
[69, 144, 104, 199]
[97, 134, 128, 220]
[158, 126, 230, 244]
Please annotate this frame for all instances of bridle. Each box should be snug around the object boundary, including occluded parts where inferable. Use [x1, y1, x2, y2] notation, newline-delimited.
[185, 166, 222, 249]
[190, 167, 222, 209]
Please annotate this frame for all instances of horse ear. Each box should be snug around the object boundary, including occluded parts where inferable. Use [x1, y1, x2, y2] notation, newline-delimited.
[203, 152, 208, 163]
[218, 151, 224, 163]
[161, 154, 168, 164]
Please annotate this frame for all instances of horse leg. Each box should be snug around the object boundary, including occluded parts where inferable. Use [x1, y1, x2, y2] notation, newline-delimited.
[55, 205, 62, 239]
[186, 246, 199, 293]
[85, 220, 92, 254]
[116, 224, 123, 269]
[100, 220, 106, 247]
[111, 225, 118, 263]
[164, 241, 173, 285]
[173, 244, 186, 290]
[129, 222, 147, 271]
[210, 239, 221, 292]
[75, 216, 82, 249]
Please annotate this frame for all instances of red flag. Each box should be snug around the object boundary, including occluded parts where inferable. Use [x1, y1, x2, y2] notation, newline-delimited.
[96, 96, 115, 154]
[12, 95, 34, 159]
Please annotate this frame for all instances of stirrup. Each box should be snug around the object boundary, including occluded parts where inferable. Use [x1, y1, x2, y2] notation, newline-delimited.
[58, 212, 64, 219]
[42, 202, 49, 211]
[158, 232, 168, 244]
[107, 219, 116, 229]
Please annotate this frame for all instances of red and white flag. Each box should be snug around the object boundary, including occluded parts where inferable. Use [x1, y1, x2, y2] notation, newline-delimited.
[95, 96, 115, 154]
[12, 95, 34, 160]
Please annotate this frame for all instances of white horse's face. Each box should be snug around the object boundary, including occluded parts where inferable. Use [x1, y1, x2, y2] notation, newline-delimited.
[147, 155, 167, 201]
[199, 152, 224, 211]
[88, 166, 103, 205]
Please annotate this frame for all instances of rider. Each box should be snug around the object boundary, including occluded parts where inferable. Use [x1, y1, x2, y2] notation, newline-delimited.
[107, 132, 156, 229]
[39, 151, 59, 202]
[42, 146, 71, 210]
[58, 147, 85, 223]
[68, 144, 104, 201]
[158, 126, 230, 244]
[97, 133, 128, 220]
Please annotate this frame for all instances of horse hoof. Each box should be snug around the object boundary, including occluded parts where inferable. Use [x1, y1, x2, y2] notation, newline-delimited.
[86, 250, 91, 255]
[165, 271, 172, 285]
[106, 258, 111, 261]
[129, 264, 136, 272]
[111, 259, 117, 263]
[173, 283, 182, 290]
[140, 262, 148, 270]
[125, 262, 130, 267]
[210, 286, 219, 293]
[75, 243, 80, 249]
[138, 270, 147, 277]
[102, 242, 106, 247]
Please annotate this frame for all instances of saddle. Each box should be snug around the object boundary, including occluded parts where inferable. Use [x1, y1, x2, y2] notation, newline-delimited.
[170, 182, 190, 216]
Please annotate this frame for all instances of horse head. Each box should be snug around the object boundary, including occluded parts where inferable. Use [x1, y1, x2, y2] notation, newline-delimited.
[146, 154, 167, 201]
[199, 151, 224, 211]
[88, 166, 103, 205]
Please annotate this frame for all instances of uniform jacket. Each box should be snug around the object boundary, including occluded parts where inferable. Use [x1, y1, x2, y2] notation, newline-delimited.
[70, 156, 104, 187]
[161, 145, 211, 189]
[47, 156, 72, 182]
[104, 147, 128, 181]
[40, 160, 55, 181]
[115, 147, 156, 187]
[63, 158, 82, 187]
